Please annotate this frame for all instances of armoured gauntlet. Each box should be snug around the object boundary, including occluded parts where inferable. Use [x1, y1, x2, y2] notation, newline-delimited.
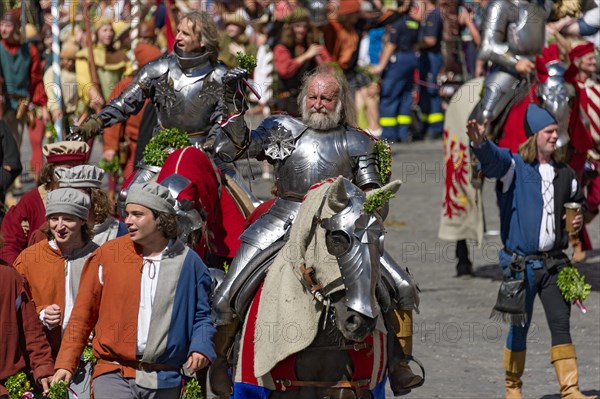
[222, 68, 248, 114]
[67, 114, 104, 141]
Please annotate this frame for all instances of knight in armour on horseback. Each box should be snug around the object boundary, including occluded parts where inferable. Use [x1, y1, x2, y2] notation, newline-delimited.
[473, 0, 553, 140]
[210, 66, 422, 397]
[66, 11, 257, 268]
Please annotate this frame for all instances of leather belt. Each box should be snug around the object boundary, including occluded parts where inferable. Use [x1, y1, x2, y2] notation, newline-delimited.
[275, 378, 371, 390]
[503, 248, 565, 261]
[97, 358, 180, 373]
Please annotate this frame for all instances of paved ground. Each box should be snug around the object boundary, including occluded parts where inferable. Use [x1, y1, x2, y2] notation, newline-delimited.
[12, 134, 600, 399]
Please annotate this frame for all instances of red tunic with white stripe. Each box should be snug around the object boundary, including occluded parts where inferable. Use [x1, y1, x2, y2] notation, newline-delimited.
[568, 77, 600, 175]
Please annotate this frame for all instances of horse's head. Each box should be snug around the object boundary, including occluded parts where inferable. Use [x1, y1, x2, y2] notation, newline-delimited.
[310, 177, 400, 342]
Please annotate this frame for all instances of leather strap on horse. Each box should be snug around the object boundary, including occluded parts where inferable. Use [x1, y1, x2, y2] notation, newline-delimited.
[303, 342, 372, 352]
[275, 378, 371, 390]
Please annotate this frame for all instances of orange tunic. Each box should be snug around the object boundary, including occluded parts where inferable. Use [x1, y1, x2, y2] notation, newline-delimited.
[14, 239, 98, 357]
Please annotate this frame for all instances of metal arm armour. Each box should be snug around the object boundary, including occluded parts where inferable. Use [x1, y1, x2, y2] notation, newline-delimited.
[477, 0, 550, 71]
[97, 57, 169, 127]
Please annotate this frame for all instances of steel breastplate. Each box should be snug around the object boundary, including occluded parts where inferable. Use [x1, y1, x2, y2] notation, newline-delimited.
[506, 1, 546, 57]
[273, 127, 356, 199]
[155, 57, 223, 134]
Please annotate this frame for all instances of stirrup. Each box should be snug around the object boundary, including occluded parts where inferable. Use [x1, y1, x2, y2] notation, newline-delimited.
[389, 355, 425, 396]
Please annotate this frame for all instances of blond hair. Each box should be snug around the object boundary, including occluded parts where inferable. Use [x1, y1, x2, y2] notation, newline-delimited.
[518, 135, 538, 163]
[518, 134, 566, 163]
[181, 11, 220, 63]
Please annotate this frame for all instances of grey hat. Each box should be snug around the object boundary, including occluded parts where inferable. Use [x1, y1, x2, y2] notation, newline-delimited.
[56, 165, 105, 189]
[46, 188, 91, 220]
[126, 181, 176, 214]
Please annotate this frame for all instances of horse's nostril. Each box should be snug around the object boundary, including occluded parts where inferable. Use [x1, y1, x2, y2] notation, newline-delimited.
[345, 315, 361, 332]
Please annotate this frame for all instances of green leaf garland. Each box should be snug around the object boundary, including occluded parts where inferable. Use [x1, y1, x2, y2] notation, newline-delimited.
[47, 381, 68, 399]
[364, 189, 395, 214]
[182, 378, 204, 399]
[557, 266, 591, 303]
[375, 140, 392, 185]
[142, 128, 191, 167]
[5, 371, 32, 399]
[235, 52, 257, 74]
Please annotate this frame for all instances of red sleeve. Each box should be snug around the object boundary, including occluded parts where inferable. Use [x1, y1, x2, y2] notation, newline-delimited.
[273, 44, 301, 79]
[103, 77, 133, 152]
[29, 44, 48, 107]
[18, 276, 55, 381]
[28, 226, 47, 248]
[318, 45, 332, 64]
[0, 206, 28, 265]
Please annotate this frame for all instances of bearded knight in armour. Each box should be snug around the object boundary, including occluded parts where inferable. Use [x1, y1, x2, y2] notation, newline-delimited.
[209, 66, 422, 397]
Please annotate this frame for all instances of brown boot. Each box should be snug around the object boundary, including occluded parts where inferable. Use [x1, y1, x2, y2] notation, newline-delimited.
[388, 309, 423, 394]
[570, 234, 586, 263]
[551, 344, 597, 399]
[504, 347, 525, 399]
[209, 321, 240, 398]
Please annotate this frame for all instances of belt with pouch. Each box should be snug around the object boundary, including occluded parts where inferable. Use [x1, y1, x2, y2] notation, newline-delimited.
[503, 248, 566, 272]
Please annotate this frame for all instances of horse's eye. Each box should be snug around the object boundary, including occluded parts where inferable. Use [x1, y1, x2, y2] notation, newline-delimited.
[326, 230, 351, 257]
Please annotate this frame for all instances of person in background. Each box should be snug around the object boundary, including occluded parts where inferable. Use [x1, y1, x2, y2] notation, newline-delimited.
[0, 119, 22, 219]
[467, 104, 595, 399]
[218, 10, 256, 69]
[457, 0, 482, 79]
[564, 41, 600, 264]
[102, 42, 163, 194]
[416, 0, 444, 140]
[0, 7, 49, 191]
[44, 39, 83, 132]
[273, 7, 331, 115]
[370, 0, 419, 143]
[75, 17, 129, 113]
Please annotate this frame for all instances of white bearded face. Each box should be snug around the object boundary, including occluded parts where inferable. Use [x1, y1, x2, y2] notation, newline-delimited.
[301, 95, 342, 131]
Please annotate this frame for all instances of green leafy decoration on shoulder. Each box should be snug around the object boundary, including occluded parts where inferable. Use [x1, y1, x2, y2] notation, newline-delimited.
[557, 266, 591, 303]
[375, 140, 392, 185]
[236, 52, 257, 74]
[142, 128, 191, 167]
[364, 189, 395, 214]
[182, 378, 204, 399]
